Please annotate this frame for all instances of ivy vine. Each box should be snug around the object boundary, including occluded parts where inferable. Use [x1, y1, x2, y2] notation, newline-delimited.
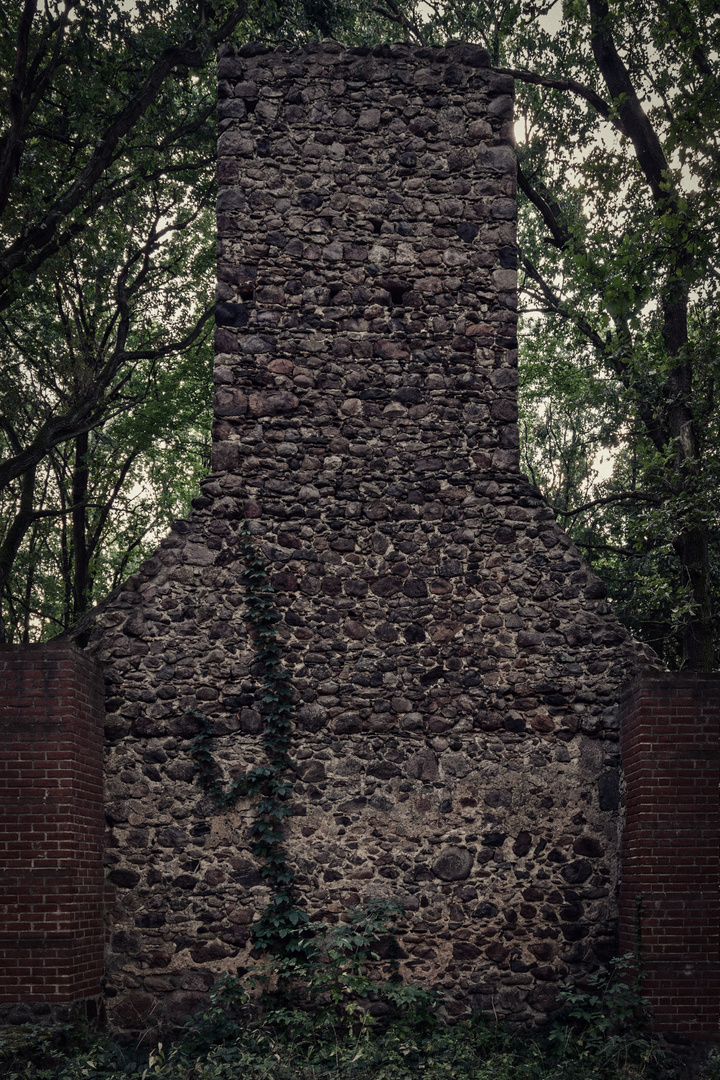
[189, 520, 310, 956]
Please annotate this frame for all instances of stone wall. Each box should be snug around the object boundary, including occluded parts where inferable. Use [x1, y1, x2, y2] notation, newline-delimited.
[84, 41, 660, 1032]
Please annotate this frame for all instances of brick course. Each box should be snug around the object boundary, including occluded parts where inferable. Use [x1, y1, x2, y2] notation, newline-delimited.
[0, 644, 105, 1018]
[619, 673, 720, 1036]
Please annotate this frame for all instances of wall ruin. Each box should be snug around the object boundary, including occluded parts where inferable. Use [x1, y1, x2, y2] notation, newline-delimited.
[81, 41, 662, 1031]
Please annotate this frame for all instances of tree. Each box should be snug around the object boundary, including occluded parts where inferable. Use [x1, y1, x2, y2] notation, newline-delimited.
[507, 0, 720, 670]
[0, 0, 252, 640]
[3, 0, 719, 668]
[1, 352, 211, 640]
[0, 0, 342, 640]
[332, 0, 720, 669]
[518, 315, 720, 667]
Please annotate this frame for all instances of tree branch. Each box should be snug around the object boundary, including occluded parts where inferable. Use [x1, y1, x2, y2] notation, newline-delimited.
[0, 304, 213, 492]
[495, 64, 627, 135]
[587, 0, 672, 203]
[371, 0, 427, 45]
[0, 0, 248, 308]
[574, 540, 648, 557]
[553, 491, 662, 517]
[520, 253, 668, 454]
[517, 163, 576, 250]
[0, 0, 36, 216]
[521, 254, 606, 351]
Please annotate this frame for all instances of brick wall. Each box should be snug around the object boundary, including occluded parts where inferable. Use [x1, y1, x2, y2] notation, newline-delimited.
[0, 643, 105, 1016]
[619, 672, 720, 1036]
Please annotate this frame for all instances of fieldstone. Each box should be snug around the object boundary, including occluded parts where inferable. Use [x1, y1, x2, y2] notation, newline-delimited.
[474, 902, 499, 919]
[164, 991, 208, 1025]
[248, 391, 298, 416]
[406, 749, 439, 781]
[598, 770, 620, 811]
[298, 759, 326, 782]
[453, 941, 481, 960]
[572, 836, 604, 858]
[108, 869, 140, 889]
[528, 986, 559, 1013]
[442, 751, 472, 778]
[485, 943, 509, 964]
[432, 846, 473, 881]
[110, 992, 156, 1029]
[561, 859, 593, 885]
[358, 107, 381, 129]
[512, 832, 532, 857]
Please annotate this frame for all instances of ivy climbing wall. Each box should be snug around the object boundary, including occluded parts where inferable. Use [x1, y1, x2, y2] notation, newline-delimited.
[85, 40, 661, 1032]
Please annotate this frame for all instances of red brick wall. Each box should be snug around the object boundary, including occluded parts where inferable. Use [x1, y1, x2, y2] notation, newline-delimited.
[0, 643, 105, 1004]
[620, 672, 720, 1035]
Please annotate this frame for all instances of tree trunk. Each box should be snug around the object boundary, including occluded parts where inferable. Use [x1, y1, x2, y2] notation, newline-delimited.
[72, 431, 90, 620]
[0, 465, 36, 642]
[588, 0, 714, 669]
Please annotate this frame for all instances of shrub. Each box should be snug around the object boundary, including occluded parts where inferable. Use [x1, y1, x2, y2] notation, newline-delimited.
[1, 912, 702, 1080]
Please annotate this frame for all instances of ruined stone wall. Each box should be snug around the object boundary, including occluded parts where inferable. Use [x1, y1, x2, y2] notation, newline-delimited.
[86, 41, 660, 1032]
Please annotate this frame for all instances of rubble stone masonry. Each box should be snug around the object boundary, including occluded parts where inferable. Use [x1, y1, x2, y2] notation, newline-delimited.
[84, 41, 660, 1031]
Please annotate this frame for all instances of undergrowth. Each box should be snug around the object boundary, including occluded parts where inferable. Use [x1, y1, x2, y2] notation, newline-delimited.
[1, 903, 715, 1080]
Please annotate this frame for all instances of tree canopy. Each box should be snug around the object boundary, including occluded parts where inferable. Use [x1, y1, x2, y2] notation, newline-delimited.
[338, 0, 720, 669]
[1, 0, 718, 669]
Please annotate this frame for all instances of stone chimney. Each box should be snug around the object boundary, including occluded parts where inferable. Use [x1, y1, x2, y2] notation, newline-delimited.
[87, 41, 658, 1032]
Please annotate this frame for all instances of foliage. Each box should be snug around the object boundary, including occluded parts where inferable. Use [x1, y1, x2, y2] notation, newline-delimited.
[5, 0, 719, 666]
[0, 0, 369, 642]
[0, 332, 213, 639]
[519, 311, 720, 667]
[0, 925, 698, 1080]
[512, 0, 720, 670]
[549, 954, 654, 1070]
[189, 522, 309, 955]
[0, 0, 240, 640]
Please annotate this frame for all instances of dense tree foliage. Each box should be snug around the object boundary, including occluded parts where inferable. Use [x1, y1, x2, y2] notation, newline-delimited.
[0, 0, 252, 639]
[507, 0, 720, 670]
[331, 0, 720, 669]
[0, 0, 340, 639]
[2, 0, 718, 669]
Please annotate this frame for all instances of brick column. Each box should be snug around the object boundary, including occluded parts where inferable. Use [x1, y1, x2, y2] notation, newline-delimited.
[0, 643, 105, 1011]
[619, 672, 720, 1035]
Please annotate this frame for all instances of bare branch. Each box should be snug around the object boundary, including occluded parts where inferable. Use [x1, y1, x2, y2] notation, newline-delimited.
[517, 163, 576, 251]
[553, 491, 662, 517]
[371, 0, 427, 45]
[520, 255, 606, 352]
[0, 1, 248, 309]
[495, 65, 626, 135]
